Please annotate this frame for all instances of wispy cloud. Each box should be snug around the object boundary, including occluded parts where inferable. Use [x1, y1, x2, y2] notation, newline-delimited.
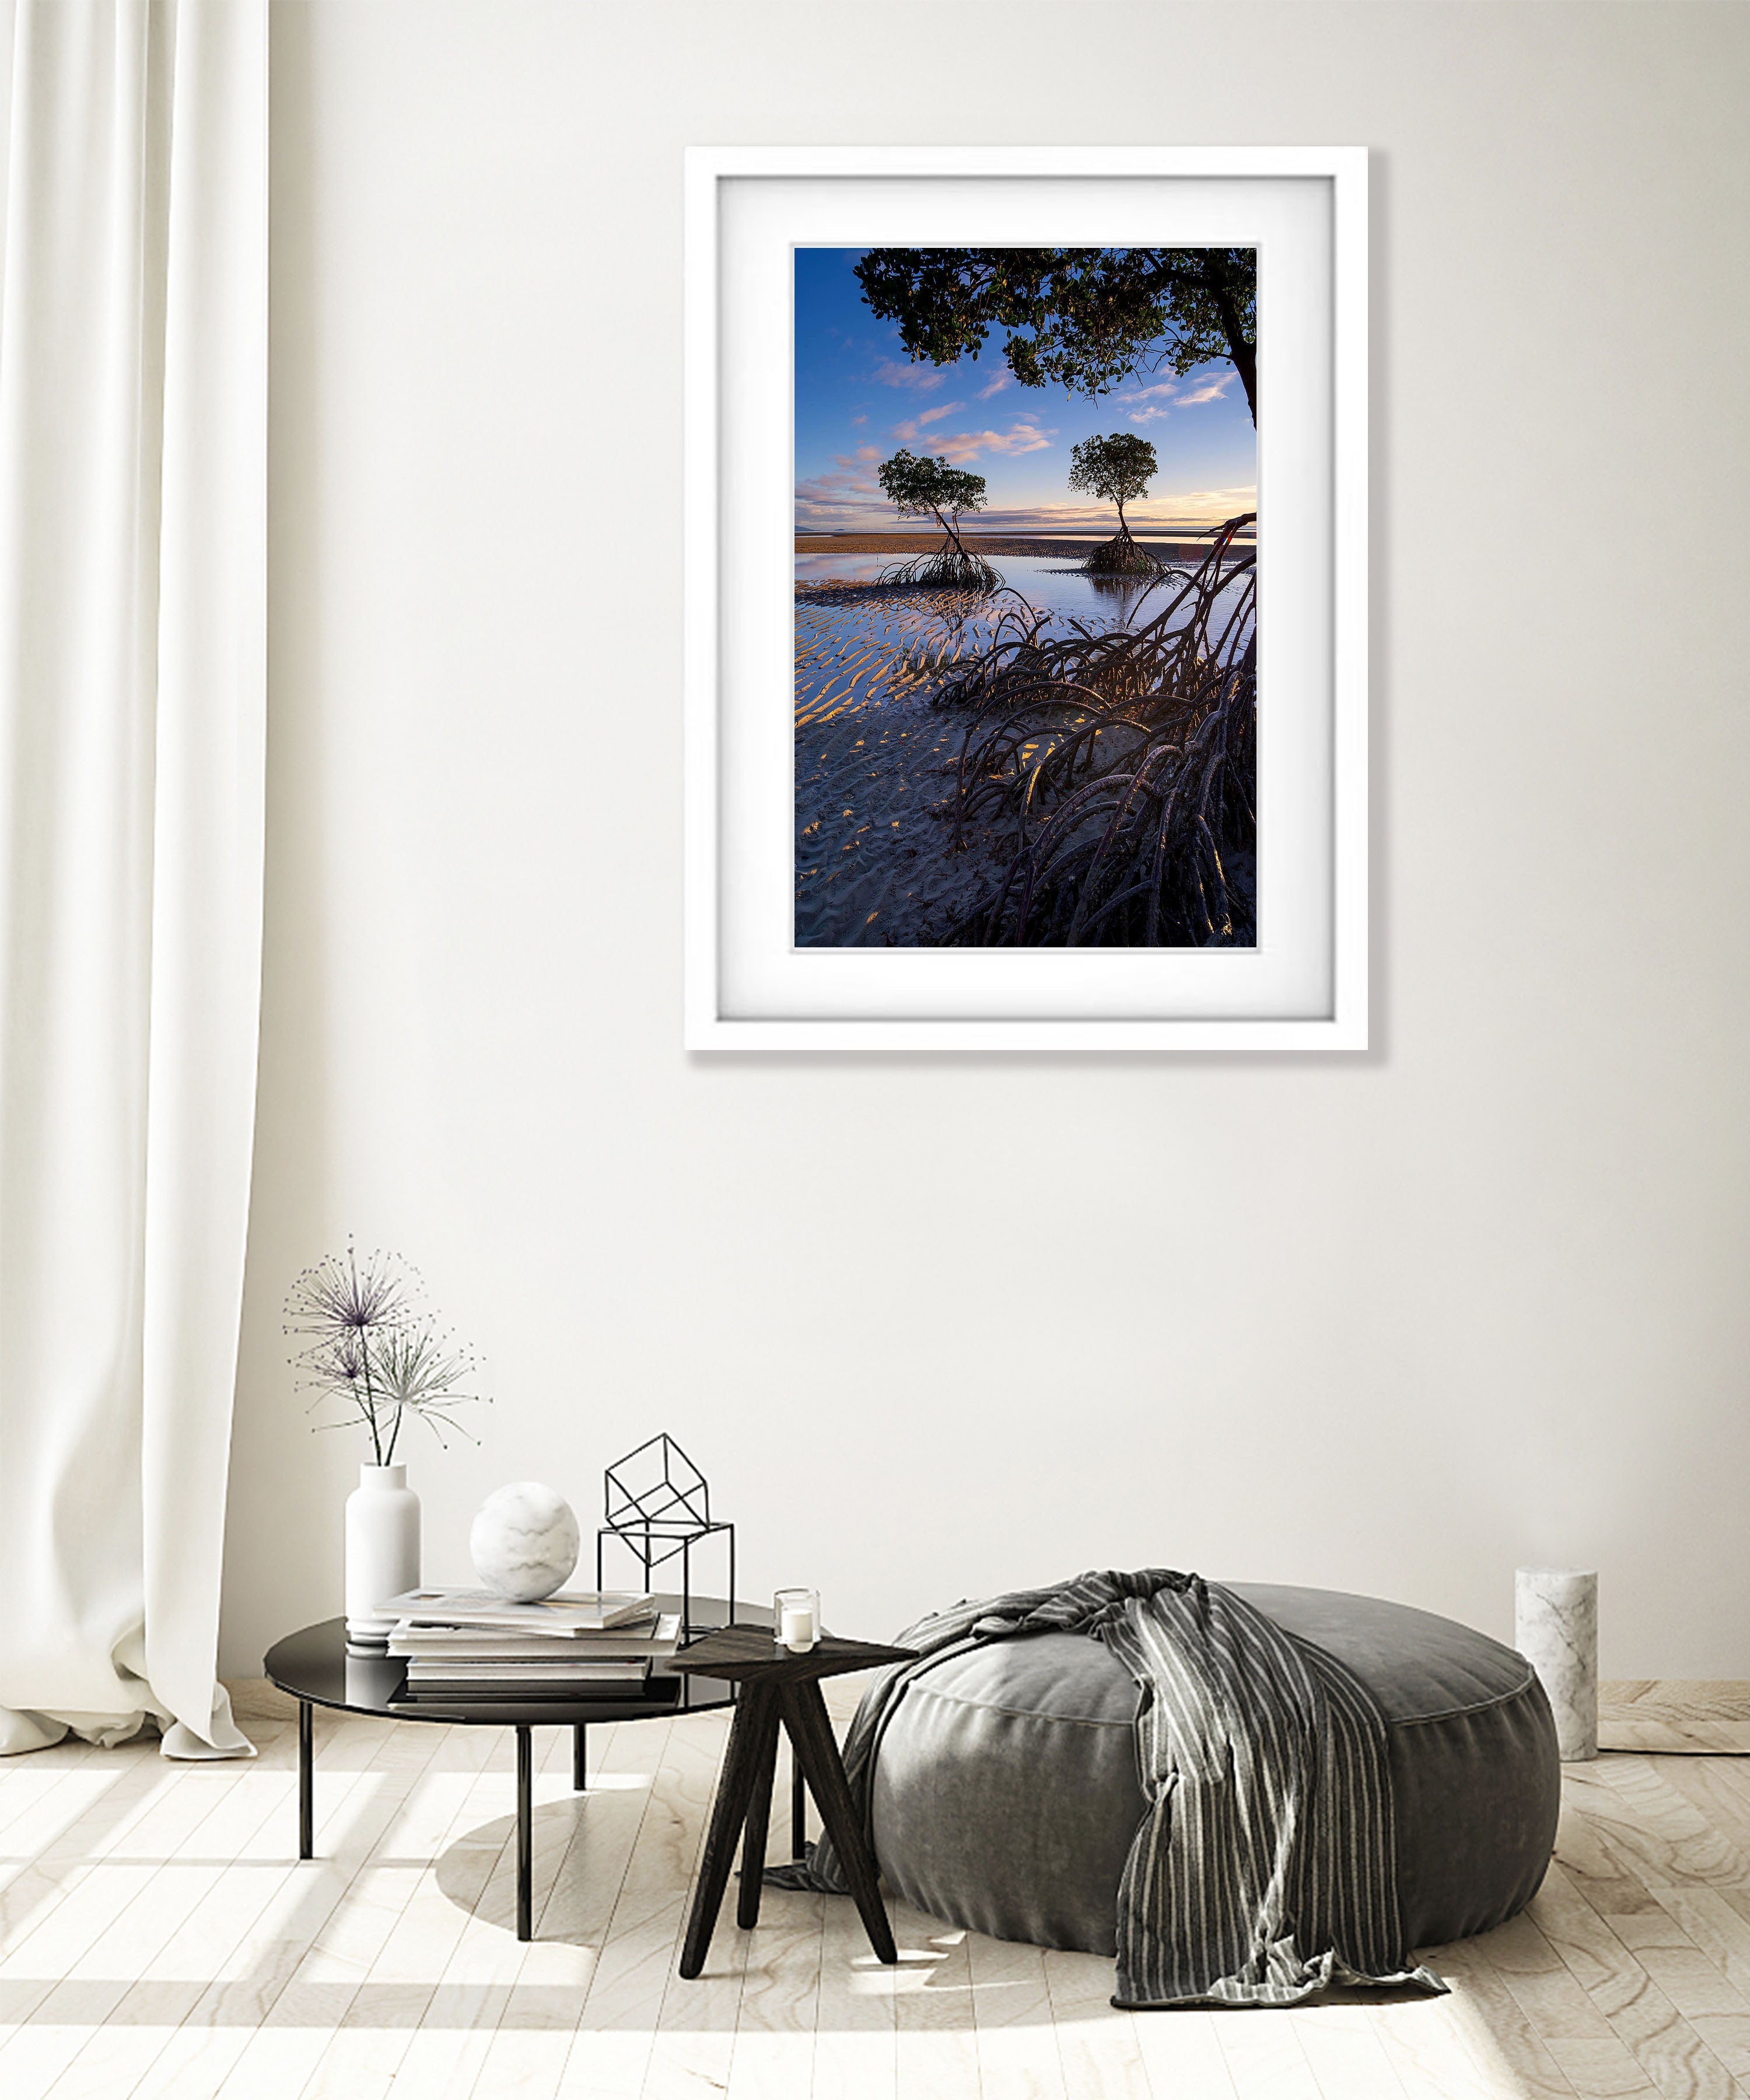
[1172, 486, 1256, 510]
[870, 356, 951, 391]
[850, 412, 867, 426]
[953, 500, 1254, 532]
[1108, 379, 1178, 425]
[916, 419, 1056, 466]
[1105, 368, 1236, 422]
[1172, 372, 1237, 408]
[794, 457, 887, 522]
[977, 370, 1011, 400]
[891, 402, 967, 441]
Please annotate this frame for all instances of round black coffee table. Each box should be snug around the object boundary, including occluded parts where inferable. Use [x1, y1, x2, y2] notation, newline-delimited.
[265, 1594, 782, 1940]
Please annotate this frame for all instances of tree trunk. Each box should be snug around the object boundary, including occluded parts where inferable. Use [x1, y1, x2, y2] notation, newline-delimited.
[1209, 279, 1257, 425]
[932, 503, 970, 558]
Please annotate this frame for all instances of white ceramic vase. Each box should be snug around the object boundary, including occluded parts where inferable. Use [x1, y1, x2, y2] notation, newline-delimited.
[345, 1462, 421, 1646]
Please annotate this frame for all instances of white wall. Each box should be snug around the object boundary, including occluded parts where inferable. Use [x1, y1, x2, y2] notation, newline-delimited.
[220, 0, 1750, 1681]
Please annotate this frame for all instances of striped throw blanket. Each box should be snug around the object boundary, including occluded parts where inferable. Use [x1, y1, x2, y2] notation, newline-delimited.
[771, 1569, 1447, 2009]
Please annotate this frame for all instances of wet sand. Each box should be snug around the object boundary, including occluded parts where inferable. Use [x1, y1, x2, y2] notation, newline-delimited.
[794, 587, 1012, 947]
[794, 580, 1138, 946]
[794, 547, 1259, 947]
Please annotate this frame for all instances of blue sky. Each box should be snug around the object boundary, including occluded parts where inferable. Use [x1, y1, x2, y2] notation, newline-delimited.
[795, 248, 1258, 536]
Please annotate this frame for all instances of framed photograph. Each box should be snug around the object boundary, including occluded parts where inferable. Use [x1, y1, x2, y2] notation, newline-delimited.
[684, 147, 1366, 1051]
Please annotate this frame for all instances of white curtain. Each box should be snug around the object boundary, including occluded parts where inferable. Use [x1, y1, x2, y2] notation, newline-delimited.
[0, 0, 266, 1758]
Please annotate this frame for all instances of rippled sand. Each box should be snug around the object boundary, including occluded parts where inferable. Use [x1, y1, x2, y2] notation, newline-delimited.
[794, 584, 1011, 946]
[795, 579, 1151, 946]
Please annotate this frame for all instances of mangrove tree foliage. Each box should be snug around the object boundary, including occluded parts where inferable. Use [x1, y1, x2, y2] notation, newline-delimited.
[856, 248, 1258, 423]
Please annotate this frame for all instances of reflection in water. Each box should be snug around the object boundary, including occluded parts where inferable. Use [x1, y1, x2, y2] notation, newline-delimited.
[1082, 569, 1182, 622]
[792, 551, 1209, 628]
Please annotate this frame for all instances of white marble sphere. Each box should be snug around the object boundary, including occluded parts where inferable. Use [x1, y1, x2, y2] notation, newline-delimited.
[470, 1483, 580, 1602]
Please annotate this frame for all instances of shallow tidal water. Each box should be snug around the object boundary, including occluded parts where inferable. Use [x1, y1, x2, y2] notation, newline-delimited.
[794, 551, 1177, 626]
[793, 554, 1214, 947]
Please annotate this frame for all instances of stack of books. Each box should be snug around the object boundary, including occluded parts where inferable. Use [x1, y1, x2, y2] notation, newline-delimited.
[377, 1588, 682, 1707]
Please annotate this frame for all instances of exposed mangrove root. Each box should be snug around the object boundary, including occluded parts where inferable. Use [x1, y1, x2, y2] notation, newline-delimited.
[933, 513, 1258, 947]
[1080, 524, 1161, 576]
[878, 532, 1000, 593]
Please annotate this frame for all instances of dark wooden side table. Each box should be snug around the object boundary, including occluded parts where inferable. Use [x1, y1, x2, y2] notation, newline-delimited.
[671, 1626, 916, 1979]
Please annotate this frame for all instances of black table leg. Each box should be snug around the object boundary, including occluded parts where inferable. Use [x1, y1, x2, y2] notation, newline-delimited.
[298, 1701, 313, 1860]
[516, 1726, 533, 1942]
[735, 1696, 782, 1930]
[680, 1683, 775, 1979]
[573, 1723, 587, 1793]
[791, 1754, 806, 1861]
[781, 1683, 897, 1964]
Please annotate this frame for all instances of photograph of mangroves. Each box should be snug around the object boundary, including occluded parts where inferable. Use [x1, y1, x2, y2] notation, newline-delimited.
[794, 246, 1258, 949]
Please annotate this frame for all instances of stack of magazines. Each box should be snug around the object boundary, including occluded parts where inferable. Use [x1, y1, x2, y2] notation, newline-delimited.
[378, 1588, 681, 1707]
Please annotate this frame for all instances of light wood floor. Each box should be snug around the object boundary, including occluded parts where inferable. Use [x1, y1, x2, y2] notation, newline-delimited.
[1601, 1684, 1750, 1755]
[6, 1681, 1750, 2099]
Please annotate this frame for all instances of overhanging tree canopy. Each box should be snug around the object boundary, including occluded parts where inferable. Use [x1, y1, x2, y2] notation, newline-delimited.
[856, 247, 1257, 424]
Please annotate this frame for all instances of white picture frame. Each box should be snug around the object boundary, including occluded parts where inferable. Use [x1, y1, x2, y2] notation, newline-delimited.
[684, 146, 1367, 1052]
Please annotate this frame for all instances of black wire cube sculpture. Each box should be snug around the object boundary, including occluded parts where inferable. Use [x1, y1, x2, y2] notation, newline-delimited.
[596, 1433, 734, 1640]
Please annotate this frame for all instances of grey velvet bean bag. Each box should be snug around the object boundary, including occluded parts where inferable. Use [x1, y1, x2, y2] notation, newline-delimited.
[867, 1582, 1560, 1958]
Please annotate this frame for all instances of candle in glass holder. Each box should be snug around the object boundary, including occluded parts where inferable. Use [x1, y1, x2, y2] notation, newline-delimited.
[774, 1587, 819, 1652]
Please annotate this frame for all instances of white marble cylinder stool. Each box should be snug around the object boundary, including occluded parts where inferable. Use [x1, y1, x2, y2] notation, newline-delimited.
[1515, 1567, 1598, 1762]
